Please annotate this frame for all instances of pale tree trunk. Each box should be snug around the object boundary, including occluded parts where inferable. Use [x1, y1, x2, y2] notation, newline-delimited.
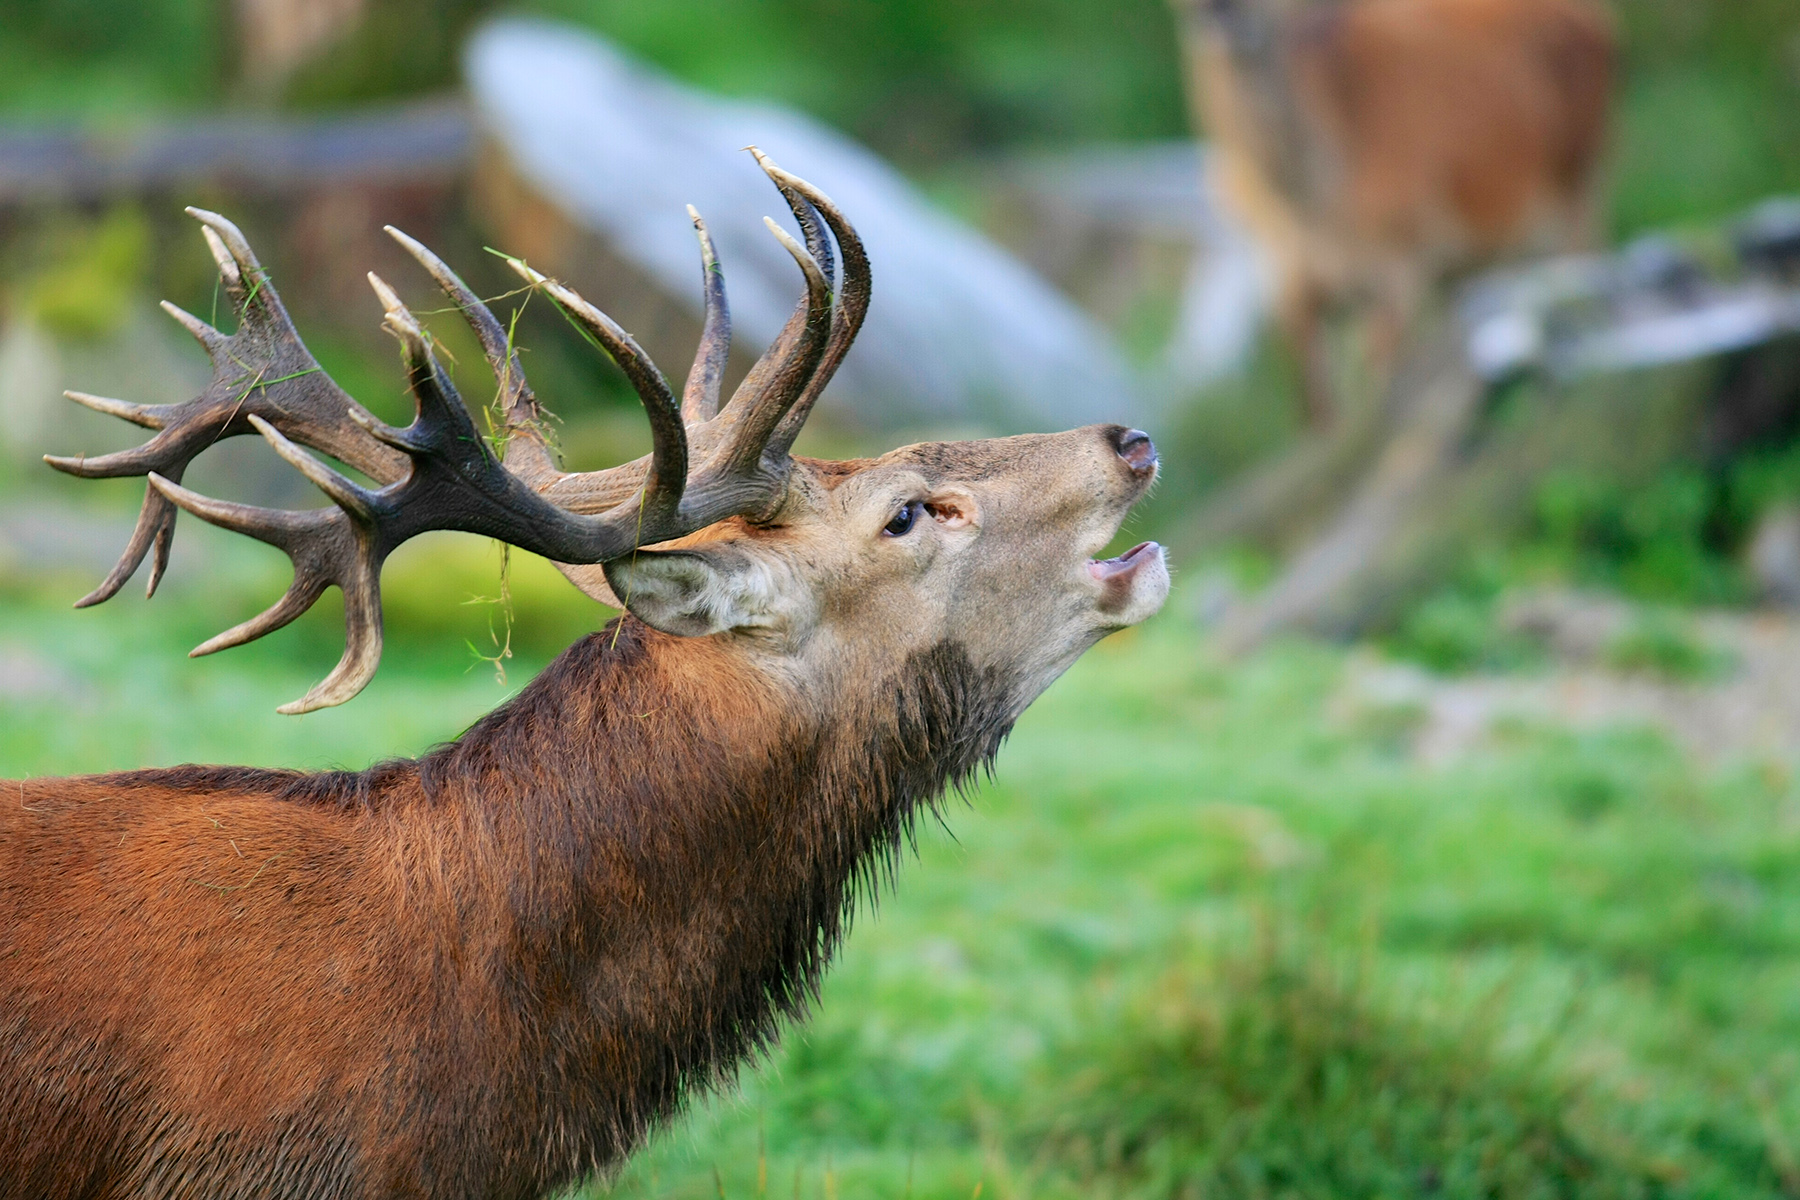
[1193, 307, 1717, 647]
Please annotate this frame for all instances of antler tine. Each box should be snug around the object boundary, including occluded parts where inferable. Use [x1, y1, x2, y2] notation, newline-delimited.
[248, 415, 378, 521]
[199, 226, 242, 294]
[190, 576, 331, 659]
[383, 226, 540, 430]
[750, 147, 835, 289]
[63, 390, 170, 431]
[380, 231, 564, 488]
[505, 258, 689, 514]
[67, 488, 179, 607]
[366, 277, 512, 469]
[43, 441, 174, 480]
[280, 574, 384, 715]
[47, 209, 410, 609]
[714, 153, 834, 427]
[185, 209, 266, 305]
[186, 207, 300, 342]
[159, 299, 229, 357]
[706, 217, 831, 482]
[147, 472, 381, 714]
[681, 206, 732, 425]
[765, 169, 871, 457]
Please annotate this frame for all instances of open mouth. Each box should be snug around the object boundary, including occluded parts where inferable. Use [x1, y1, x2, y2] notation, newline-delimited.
[1087, 541, 1161, 582]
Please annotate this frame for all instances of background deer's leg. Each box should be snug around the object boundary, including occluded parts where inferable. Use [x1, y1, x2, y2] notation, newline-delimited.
[1362, 256, 1427, 398]
[1279, 272, 1335, 431]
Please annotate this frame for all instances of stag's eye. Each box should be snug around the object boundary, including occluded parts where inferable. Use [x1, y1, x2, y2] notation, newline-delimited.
[882, 502, 920, 537]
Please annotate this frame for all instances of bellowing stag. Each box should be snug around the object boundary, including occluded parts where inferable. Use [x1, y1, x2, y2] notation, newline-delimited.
[1175, 0, 1616, 424]
[1, 157, 1167, 1197]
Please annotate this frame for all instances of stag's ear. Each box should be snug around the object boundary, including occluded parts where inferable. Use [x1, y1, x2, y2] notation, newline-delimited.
[603, 548, 786, 637]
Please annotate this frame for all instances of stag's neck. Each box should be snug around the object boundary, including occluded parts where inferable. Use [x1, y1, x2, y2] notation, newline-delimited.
[404, 618, 1017, 1152]
[1193, 0, 1337, 217]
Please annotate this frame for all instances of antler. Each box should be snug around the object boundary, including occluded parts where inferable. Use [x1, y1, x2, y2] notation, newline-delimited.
[44, 209, 410, 606]
[67, 151, 869, 713]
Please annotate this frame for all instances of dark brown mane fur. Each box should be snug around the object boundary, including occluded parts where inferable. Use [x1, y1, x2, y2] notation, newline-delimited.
[0, 618, 1018, 1199]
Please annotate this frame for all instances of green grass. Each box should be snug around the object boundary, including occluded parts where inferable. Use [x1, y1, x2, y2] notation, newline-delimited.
[5, 561, 1800, 1197]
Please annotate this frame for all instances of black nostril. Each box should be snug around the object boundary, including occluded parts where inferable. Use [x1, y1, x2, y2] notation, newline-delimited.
[1115, 428, 1158, 473]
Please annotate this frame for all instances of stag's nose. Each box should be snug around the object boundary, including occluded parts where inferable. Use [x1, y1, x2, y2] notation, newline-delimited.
[1113, 428, 1158, 476]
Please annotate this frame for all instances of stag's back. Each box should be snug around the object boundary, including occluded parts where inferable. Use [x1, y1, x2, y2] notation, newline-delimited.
[1189, 0, 1615, 291]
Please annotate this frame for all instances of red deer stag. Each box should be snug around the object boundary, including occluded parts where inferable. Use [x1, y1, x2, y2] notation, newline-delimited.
[3, 156, 1168, 1198]
[1175, 0, 1615, 424]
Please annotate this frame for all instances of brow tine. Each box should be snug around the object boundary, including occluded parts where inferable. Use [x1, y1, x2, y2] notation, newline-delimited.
[681, 206, 732, 425]
[505, 258, 689, 512]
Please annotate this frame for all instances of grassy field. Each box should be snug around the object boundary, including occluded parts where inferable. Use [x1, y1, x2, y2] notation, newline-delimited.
[4, 536, 1800, 1199]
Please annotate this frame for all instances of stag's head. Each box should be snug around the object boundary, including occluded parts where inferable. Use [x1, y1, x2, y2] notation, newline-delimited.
[47, 152, 1167, 715]
[606, 424, 1165, 711]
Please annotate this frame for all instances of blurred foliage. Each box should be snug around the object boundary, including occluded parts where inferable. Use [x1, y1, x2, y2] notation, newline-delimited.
[1727, 434, 1800, 526]
[290, 0, 1187, 163]
[1604, 610, 1734, 681]
[1390, 588, 1545, 675]
[1137, 335, 1310, 522]
[379, 531, 607, 659]
[1399, 413, 1800, 637]
[0, 0, 1188, 167]
[528, 0, 1188, 165]
[1521, 466, 1746, 605]
[1610, 0, 1800, 235]
[0, 0, 222, 116]
[283, 0, 493, 106]
[12, 206, 151, 340]
[0, 0, 1793, 235]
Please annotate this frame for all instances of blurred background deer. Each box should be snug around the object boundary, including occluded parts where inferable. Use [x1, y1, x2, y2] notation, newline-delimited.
[1175, 0, 1616, 426]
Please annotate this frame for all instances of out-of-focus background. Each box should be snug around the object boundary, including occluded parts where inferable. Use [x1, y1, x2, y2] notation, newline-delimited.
[6, 0, 1800, 1194]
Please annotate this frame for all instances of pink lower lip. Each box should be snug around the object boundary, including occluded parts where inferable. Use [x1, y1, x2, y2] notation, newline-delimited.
[1087, 541, 1157, 581]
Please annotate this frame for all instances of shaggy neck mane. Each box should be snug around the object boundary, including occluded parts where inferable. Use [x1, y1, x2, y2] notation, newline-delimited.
[105, 617, 1018, 1167]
